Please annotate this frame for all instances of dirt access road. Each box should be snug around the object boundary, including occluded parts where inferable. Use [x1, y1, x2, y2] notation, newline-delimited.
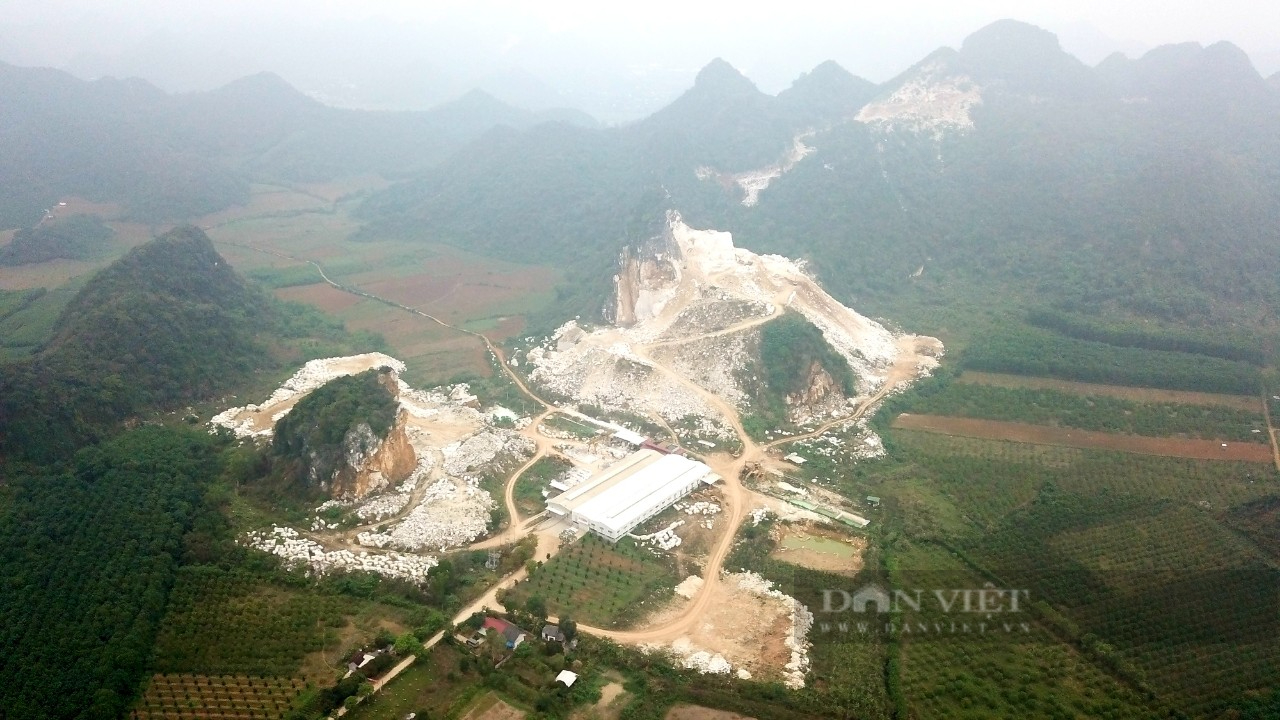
[569, 332, 939, 645]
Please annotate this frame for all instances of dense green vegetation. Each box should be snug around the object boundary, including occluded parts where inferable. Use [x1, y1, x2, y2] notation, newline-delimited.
[0, 226, 274, 462]
[962, 324, 1264, 394]
[1027, 308, 1275, 366]
[153, 566, 386, 678]
[0, 214, 114, 265]
[0, 426, 227, 720]
[759, 312, 856, 398]
[272, 367, 400, 493]
[897, 377, 1268, 441]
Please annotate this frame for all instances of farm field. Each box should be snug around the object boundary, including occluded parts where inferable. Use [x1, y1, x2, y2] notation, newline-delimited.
[851, 427, 1280, 716]
[461, 692, 527, 720]
[958, 371, 1264, 411]
[891, 541, 1160, 720]
[150, 566, 412, 682]
[198, 187, 560, 385]
[503, 534, 676, 629]
[902, 377, 1268, 441]
[132, 674, 305, 720]
[893, 413, 1274, 462]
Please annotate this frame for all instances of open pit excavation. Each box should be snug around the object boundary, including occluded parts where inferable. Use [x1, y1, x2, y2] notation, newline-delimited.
[523, 212, 941, 441]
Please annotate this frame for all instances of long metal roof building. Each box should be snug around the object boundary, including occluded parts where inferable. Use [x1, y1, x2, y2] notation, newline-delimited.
[547, 449, 719, 542]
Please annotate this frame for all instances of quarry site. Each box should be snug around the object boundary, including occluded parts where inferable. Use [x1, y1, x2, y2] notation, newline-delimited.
[212, 213, 942, 688]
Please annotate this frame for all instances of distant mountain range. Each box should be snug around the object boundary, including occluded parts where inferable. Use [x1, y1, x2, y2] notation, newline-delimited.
[361, 20, 1280, 330]
[0, 62, 594, 228]
[3, 19, 1279, 333]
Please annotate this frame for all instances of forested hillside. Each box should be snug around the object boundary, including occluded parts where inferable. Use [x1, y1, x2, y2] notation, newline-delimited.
[0, 221, 387, 718]
[0, 226, 297, 462]
[0, 62, 594, 228]
[358, 20, 1280, 340]
[0, 427, 229, 720]
[358, 59, 864, 323]
[0, 214, 114, 265]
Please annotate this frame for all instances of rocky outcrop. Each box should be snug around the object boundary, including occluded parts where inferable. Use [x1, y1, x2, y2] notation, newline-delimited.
[609, 225, 682, 327]
[273, 366, 416, 501]
[785, 361, 846, 424]
[330, 409, 417, 499]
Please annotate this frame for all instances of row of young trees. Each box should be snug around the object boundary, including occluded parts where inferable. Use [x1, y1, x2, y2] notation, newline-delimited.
[0, 426, 228, 720]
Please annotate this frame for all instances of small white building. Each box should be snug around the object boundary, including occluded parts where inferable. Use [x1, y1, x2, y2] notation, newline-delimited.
[547, 449, 719, 542]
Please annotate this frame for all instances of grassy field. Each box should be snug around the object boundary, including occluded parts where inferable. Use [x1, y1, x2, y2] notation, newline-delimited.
[513, 455, 573, 518]
[900, 378, 1268, 442]
[541, 413, 603, 440]
[959, 371, 1264, 412]
[503, 534, 676, 629]
[344, 644, 490, 720]
[893, 414, 1274, 462]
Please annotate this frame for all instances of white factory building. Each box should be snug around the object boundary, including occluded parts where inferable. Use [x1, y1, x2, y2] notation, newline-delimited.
[547, 449, 720, 542]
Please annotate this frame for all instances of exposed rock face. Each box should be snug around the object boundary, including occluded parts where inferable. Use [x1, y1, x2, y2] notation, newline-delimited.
[611, 228, 682, 327]
[330, 409, 417, 499]
[786, 361, 844, 423]
[282, 367, 418, 500]
[528, 213, 938, 437]
[856, 57, 983, 138]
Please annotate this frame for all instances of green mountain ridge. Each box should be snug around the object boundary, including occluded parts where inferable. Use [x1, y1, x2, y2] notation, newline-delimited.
[359, 19, 1280, 333]
[0, 63, 596, 229]
[0, 225, 273, 462]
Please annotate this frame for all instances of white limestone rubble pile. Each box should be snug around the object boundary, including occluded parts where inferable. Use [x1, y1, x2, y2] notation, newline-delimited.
[354, 456, 432, 521]
[674, 575, 704, 599]
[242, 525, 436, 583]
[356, 476, 494, 551]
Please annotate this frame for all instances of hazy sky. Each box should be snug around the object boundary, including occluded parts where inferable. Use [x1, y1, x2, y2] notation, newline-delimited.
[3, 1, 1277, 120]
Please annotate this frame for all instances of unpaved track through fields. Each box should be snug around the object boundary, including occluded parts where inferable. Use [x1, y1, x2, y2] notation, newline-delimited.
[1261, 393, 1280, 473]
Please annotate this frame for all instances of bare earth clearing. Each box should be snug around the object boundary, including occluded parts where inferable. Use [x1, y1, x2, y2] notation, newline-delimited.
[769, 524, 866, 577]
[893, 413, 1273, 463]
[665, 706, 756, 720]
